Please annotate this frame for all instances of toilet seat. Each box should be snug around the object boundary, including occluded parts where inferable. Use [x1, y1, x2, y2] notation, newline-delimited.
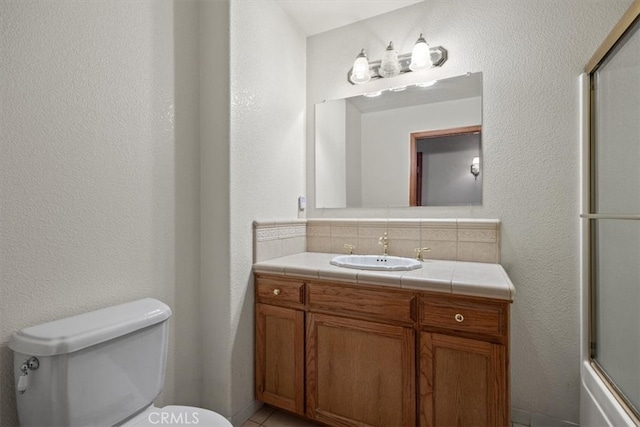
[123, 405, 232, 427]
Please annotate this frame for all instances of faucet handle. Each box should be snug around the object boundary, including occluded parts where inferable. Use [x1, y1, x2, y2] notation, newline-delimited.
[378, 232, 388, 245]
[378, 232, 389, 256]
[343, 243, 355, 255]
[415, 247, 431, 261]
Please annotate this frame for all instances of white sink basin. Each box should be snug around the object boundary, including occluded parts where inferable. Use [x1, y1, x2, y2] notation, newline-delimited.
[330, 255, 422, 271]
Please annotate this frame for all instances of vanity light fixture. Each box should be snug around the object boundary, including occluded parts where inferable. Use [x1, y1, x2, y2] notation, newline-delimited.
[471, 157, 480, 180]
[347, 34, 447, 85]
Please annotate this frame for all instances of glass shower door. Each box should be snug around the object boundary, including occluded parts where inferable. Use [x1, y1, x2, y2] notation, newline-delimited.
[588, 12, 640, 419]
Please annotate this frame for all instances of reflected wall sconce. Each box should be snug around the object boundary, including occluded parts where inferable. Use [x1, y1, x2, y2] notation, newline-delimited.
[470, 157, 480, 180]
[348, 34, 447, 85]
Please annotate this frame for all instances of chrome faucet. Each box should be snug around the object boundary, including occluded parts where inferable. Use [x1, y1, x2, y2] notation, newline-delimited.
[378, 232, 389, 256]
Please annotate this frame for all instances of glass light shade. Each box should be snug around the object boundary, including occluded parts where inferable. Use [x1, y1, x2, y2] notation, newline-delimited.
[471, 156, 480, 177]
[409, 34, 432, 71]
[378, 42, 400, 78]
[350, 49, 371, 84]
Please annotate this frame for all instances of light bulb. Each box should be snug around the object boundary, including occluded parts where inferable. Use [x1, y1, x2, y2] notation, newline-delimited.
[350, 49, 371, 84]
[379, 42, 400, 78]
[409, 33, 432, 71]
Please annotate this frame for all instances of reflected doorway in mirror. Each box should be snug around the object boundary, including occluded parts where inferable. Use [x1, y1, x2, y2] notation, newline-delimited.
[409, 126, 482, 207]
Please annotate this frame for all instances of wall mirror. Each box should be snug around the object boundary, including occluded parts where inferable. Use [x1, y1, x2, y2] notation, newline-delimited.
[315, 72, 483, 208]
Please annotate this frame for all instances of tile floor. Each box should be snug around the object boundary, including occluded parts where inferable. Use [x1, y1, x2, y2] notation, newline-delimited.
[242, 406, 322, 427]
[243, 405, 530, 427]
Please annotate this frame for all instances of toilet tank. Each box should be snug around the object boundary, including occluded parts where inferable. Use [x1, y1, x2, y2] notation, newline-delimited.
[9, 298, 172, 427]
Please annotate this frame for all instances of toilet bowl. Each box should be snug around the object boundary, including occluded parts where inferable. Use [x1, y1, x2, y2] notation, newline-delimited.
[9, 298, 231, 427]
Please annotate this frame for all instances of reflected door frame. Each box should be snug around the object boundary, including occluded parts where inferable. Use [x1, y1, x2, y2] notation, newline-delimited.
[409, 125, 482, 206]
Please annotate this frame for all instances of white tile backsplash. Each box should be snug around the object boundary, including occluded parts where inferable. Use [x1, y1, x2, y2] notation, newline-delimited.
[254, 220, 308, 262]
[282, 236, 306, 257]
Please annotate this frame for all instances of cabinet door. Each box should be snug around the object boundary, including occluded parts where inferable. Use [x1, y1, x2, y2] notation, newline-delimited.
[255, 303, 304, 415]
[419, 332, 508, 427]
[306, 313, 415, 427]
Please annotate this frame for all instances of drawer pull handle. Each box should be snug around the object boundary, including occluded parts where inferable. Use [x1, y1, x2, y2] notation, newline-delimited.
[273, 289, 281, 296]
[454, 313, 464, 323]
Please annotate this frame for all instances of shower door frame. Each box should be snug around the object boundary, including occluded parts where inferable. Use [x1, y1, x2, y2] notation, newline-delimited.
[582, 0, 640, 424]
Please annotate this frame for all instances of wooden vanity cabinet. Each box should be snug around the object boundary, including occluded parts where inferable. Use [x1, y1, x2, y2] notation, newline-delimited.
[418, 294, 510, 427]
[255, 276, 305, 415]
[255, 273, 511, 427]
[305, 281, 417, 427]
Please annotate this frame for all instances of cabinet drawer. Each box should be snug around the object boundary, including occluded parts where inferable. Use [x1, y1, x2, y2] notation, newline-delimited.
[307, 281, 415, 324]
[256, 276, 304, 307]
[420, 295, 506, 337]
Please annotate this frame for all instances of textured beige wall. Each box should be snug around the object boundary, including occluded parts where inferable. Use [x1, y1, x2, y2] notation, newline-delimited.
[0, 2, 201, 425]
[305, 1, 632, 423]
[0, 1, 306, 424]
[229, 0, 307, 421]
[3, 1, 630, 425]
[198, 0, 233, 418]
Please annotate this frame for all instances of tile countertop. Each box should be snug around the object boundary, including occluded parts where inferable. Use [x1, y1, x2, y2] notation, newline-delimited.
[253, 252, 515, 301]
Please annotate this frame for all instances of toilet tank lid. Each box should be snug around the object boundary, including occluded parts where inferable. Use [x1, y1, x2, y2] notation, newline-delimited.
[9, 298, 172, 357]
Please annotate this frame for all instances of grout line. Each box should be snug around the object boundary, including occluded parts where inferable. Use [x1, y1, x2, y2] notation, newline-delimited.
[260, 407, 275, 426]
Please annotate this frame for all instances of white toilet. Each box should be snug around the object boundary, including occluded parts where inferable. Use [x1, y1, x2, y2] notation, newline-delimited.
[9, 298, 232, 427]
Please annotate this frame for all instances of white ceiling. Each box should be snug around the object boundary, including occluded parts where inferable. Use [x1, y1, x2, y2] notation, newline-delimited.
[275, 0, 424, 36]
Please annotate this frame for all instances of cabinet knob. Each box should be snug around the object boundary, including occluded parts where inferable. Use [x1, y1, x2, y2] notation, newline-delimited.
[454, 313, 464, 323]
[273, 289, 281, 296]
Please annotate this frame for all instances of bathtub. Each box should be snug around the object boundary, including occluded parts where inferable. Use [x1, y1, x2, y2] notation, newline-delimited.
[580, 361, 636, 426]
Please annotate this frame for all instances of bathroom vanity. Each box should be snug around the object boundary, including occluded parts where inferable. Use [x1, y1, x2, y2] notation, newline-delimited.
[253, 252, 514, 427]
